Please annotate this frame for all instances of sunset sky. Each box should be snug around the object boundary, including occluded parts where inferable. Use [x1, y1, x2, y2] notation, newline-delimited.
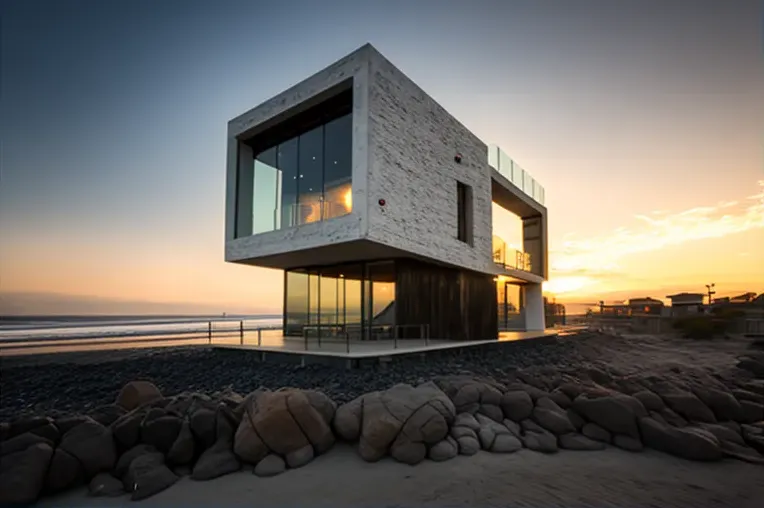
[1, 0, 762, 314]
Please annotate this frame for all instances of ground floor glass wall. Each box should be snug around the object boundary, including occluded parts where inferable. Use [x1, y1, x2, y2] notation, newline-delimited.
[284, 261, 396, 339]
[497, 279, 525, 330]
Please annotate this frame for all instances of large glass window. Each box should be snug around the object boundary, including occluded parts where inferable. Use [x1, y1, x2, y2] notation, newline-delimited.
[283, 262, 395, 339]
[252, 147, 279, 234]
[235, 109, 353, 238]
[368, 261, 396, 339]
[298, 126, 324, 225]
[278, 138, 299, 229]
[284, 271, 309, 336]
[497, 280, 524, 330]
[323, 114, 353, 220]
[320, 272, 339, 328]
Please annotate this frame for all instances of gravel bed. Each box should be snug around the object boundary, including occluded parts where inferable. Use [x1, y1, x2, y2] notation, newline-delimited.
[0, 336, 586, 420]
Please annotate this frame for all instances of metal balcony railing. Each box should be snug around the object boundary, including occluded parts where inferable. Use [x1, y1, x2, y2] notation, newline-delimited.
[492, 235, 532, 272]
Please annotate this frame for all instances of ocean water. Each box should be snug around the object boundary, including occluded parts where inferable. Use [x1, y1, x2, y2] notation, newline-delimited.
[0, 315, 283, 355]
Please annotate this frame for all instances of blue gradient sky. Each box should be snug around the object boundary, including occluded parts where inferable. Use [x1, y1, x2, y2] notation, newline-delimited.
[1, 0, 762, 314]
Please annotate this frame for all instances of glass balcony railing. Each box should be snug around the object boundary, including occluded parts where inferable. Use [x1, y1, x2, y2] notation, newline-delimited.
[487, 145, 545, 206]
[492, 235, 532, 272]
[279, 197, 352, 228]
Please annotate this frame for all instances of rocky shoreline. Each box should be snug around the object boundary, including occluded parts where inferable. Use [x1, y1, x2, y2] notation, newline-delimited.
[2, 331, 764, 505]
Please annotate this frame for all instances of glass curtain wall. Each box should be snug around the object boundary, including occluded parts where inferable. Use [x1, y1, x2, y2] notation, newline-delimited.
[237, 112, 353, 238]
[283, 261, 396, 340]
[497, 280, 524, 330]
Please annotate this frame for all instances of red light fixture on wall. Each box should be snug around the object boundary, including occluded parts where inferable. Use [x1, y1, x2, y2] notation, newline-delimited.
[454, 152, 463, 163]
[378, 198, 386, 206]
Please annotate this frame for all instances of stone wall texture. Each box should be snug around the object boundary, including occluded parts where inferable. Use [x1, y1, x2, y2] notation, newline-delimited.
[225, 44, 496, 274]
[365, 48, 494, 274]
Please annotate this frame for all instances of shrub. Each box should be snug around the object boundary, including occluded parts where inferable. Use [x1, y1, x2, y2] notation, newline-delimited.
[672, 315, 728, 339]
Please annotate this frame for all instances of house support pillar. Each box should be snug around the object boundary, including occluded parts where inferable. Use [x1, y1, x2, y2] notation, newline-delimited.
[525, 283, 545, 331]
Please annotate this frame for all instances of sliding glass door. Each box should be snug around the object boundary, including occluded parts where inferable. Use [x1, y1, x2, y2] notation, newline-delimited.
[283, 261, 396, 339]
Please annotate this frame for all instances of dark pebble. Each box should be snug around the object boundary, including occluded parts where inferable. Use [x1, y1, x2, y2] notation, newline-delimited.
[0, 338, 586, 421]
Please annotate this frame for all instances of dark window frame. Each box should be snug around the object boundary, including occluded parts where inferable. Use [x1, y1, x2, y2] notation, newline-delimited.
[457, 181, 474, 246]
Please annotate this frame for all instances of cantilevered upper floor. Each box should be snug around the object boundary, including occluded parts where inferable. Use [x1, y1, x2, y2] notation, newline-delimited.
[224, 43, 547, 282]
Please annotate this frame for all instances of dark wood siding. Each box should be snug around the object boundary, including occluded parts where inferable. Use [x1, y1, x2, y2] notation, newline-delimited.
[395, 259, 497, 340]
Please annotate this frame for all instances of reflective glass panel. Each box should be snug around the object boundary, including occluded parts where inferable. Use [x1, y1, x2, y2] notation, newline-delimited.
[298, 127, 324, 225]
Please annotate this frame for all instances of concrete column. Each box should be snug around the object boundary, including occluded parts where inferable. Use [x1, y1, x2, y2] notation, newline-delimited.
[525, 283, 545, 331]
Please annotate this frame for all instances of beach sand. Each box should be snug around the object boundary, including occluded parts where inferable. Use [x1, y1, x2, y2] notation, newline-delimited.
[41, 444, 760, 508]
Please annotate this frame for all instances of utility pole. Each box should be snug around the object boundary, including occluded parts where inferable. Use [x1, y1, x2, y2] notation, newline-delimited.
[705, 283, 716, 306]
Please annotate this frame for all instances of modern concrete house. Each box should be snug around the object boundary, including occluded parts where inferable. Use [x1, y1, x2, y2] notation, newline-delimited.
[225, 44, 547, 342]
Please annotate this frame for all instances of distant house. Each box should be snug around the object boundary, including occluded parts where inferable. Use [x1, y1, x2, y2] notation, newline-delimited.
[666, 292, 704, 316]
[598, 301, 630, 317]
[598, 297, 664, 317]
[730, 292, 758, 304]
[627, 297, 664, 315]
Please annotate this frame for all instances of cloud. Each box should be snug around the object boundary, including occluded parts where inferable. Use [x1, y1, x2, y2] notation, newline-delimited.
[546, 180, 764, 294]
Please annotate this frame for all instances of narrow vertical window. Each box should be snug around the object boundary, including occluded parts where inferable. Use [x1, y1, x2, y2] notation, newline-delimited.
[457, 181, 473, 245]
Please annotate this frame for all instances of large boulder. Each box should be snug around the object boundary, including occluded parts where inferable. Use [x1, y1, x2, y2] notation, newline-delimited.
[501, 391, 534, 422]
[572, 394, 644, 439]
[190, 407, 217, 449]
[737, 358, 764, 378]
[549, 389, 573, 409]
[659, 408, 688, 427]
[692, 387, 743, 422]
[0, 442, 54, 505]
[741, 424, 764, 455]
[254, 454, 286, 477]
[115, 444, 158, 479]
[141, 415, 182, 453]
[566, 409, 586, 430]
[694, 422, 744, 445]
[88, 473, 124, 497]
[334, 382, 455, 464]
[732, 388, 764, 405]
[639, 417, 723, 461]
[428, 436, 459, 461]
[59, 420, 117, 478]
[505, 382, 550, 402]
[449, 413, 480, 456]
[739, 401, 764, 423]
[434, 376, 504, 422]
[475, 414, 521, 453]
[662, 391, 716, 423]
[6, 416, 54, 440]
[88, 404, 128, 427]
[45, 447, 83, 493]
[633, 390, 665, 412]
[192, 440, 240, 480]
[720, 440, 764, 464]
[234, 388, 335, 466]
[116, 381, 163, 411]
[531, 407, 576, 435]
[581, 423, 611, 443]
[1, 431, 51, 456]
[521, 420, 558, 454]
[167, 420, 195, 465]
[124, 452, 178, 500]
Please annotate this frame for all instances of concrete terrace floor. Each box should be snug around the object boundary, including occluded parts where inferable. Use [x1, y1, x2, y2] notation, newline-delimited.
[0, 326, 581, 358]
[215, 328, 567, 359]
